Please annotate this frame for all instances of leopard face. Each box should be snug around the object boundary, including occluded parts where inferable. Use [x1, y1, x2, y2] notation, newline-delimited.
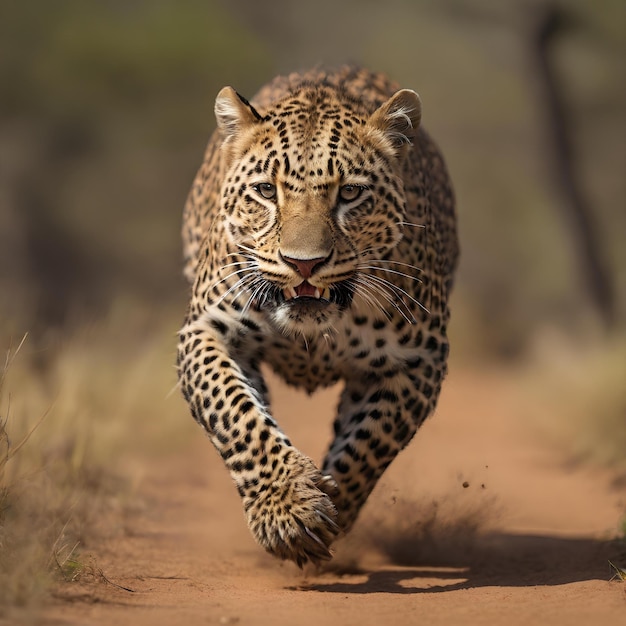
[214, 85, 421, 336]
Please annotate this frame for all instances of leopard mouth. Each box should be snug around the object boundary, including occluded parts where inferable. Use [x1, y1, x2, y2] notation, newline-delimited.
[253, 279, 354, 311]
[283, 281, 331, 302]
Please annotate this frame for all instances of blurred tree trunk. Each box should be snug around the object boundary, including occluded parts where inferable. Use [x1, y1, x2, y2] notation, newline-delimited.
[533, 4, 616, 328]
[0, 120, 100, 334]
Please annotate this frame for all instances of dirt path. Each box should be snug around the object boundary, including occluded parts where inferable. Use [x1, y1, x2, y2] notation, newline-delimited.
[40, 370, 625, 625]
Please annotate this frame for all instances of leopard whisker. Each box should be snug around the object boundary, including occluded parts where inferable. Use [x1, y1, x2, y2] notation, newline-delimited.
[354, 275, 416, 324]
[299, 330, 310, 352]
[362, 259, 423, 273]
[221, 260, 257, 271]
[223, 252, 257, 270]
[225, 250, 256, 262]
[214, 272, 259, 308]
[353, 274, 416, 321]
[358, 265, 423, 284]
[351, 277, 400, 323]
[360, 244, 396, 259]
[347, 277, 389, 320]
[240, 277, 268, 316]
[235, 242, 258, 256]
[397, 221, 425, 229]
[232, 275, 263, 302]
[209, 266, 256, 296]
[322, 331, 334, 348]
[364, 272, 429, 315]
[253, 281, 275, 311]
[235, 243, 277, 266]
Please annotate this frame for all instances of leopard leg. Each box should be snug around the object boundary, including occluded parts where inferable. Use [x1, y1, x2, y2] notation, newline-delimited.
[321, 355, 446, 532]
[177, 315, 340, 567]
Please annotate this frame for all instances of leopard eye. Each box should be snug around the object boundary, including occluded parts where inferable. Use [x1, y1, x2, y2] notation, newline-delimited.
[339, 184, 363, 203]
[253, 182, 276, 200]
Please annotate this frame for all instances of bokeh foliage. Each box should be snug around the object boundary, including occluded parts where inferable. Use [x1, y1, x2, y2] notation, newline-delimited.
[1, 0, 624, 351]
[1, 0, 624, 355]
[0, 0, 271, 328]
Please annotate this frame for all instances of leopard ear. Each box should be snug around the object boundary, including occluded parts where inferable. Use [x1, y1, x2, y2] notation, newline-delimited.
[214, 86, 262, 143]
[368, 89, 422, 153]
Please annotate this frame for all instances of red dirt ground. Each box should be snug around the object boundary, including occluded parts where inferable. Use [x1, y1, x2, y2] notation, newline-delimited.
[32, 369, 626, 625]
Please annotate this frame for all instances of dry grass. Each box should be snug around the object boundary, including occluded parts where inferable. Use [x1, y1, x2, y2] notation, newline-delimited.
[522, 329, 626, 556]
[0, 338, 59, 612]
[523, 328, 626, 470]
[0, 307, 191, 616]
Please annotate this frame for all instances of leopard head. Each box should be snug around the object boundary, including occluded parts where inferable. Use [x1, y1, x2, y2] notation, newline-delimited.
[214, 83, 421, 335]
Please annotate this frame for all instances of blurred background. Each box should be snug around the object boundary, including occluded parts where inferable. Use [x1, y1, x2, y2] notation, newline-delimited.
[2, 0, 625, 462]
[1, 0, 625, 350]
[0, 0, 624, 608]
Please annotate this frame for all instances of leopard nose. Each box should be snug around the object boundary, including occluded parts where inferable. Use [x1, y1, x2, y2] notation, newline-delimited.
[279, 252, 329, 279]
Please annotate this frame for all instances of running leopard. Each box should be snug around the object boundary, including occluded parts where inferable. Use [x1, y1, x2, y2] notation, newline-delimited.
[177, 66, 458, 567]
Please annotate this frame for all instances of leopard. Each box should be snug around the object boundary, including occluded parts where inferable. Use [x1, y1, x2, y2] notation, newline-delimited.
[177, 66, 458, 567]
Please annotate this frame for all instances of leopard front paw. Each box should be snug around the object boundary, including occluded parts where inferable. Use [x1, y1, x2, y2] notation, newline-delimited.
[243, 454, 341, 567]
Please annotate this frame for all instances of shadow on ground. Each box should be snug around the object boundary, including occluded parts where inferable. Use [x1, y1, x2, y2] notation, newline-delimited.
[298, 533, 625, 594]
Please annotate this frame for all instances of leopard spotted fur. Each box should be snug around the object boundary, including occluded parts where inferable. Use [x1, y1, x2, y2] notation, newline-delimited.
[177, 66, 458, 567]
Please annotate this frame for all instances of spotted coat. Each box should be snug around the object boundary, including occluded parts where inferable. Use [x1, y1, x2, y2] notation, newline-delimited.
[177, 66, 458, 567]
